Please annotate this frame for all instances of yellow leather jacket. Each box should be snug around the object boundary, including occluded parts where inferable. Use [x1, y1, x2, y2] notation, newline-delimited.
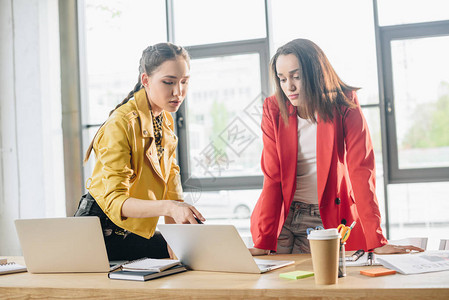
[87, 88, 183, 238]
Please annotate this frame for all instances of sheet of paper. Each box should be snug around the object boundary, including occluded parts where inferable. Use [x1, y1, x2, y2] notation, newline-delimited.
[376, 250, 449, 275]
[0, 262, 27, 275]
[121, 258, 181, 272]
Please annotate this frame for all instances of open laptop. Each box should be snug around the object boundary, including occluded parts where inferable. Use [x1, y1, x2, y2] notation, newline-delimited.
[158, 224, 294, 274]
[14, 217, 110, 273]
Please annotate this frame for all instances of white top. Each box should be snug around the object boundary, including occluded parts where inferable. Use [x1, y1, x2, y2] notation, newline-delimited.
[292, 116, 318, 204]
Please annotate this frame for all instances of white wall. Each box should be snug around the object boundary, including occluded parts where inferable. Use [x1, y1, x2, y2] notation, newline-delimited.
[0, 0, 65, 255]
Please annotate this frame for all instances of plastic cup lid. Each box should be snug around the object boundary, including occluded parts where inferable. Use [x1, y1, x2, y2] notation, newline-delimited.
[307, 228, 340, 240]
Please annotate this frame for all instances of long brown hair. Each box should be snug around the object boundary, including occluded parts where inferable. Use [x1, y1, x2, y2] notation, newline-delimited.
[84, 42, 190, 163]
[270, 38, 358, 125]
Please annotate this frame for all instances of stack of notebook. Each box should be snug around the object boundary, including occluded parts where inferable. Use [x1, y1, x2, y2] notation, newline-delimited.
[108, 258, 187, 281]
[0, 258, 27, 275]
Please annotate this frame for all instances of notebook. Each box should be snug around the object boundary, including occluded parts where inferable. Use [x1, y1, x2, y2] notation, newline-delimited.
[14, 217, 110, 273]
[0, 259, 27, 275]
[109, 264, 187, 281]
[345, 253, 382, 267]
[120, 257, 181, 272]
[158, 224, 295, 274]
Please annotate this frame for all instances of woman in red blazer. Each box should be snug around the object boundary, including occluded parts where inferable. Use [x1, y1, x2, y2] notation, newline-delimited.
[250, 39, 422, 255]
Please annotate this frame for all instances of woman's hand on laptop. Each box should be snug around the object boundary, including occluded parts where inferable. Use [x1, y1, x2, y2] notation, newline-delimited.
[168, 200, 205, 224]
[249, 248, 271, 256]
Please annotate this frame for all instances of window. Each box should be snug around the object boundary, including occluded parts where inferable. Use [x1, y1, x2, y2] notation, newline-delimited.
[76, 0, 449, 245]
[271, 0, 379, 105]
[175, 40, 269, 237]
[184, 53, 263, 180]
[377, 0, 449, 26]
[79, 0, 167, 179]
[184, 189, 261, 246]
[391, 36, 449, 170]
[170, 1, 270, 234]
[376, 4, 449, 245]
[172, 0, 266, 46]
[79, 0, 269, 236]
[387, 182, 449, 250]
[380, 21, 449, 182]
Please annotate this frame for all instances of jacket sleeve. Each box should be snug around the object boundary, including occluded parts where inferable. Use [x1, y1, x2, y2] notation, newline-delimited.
[250, 97, 283, 251]
[93, 115, 133, 220]
[344, 92, 387, 250]
[165, 113, 184, 201]
[166, 154, 183, 200]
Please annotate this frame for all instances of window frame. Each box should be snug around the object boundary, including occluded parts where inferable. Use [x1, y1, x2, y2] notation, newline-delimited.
[72, 0, 449, 239]
[175, 39, 270, 192]
[167, 0, 272, 192]
[378, 20, 449, 183]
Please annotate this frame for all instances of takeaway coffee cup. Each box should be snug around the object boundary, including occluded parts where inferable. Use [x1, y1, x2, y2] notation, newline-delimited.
[307, 228, 340, 285]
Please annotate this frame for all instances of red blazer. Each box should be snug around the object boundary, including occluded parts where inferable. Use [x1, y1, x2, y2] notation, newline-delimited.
[250, 92, 388, 251]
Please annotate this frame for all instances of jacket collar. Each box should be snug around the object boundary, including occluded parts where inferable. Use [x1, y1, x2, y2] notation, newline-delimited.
[278, 101, 298, 211]
[134, 88, 155, 138]
[279, 100, 335, 205]
[134, 88, 174, 134]
[134, 88, 177, 182]
[316, 113, 335, 204]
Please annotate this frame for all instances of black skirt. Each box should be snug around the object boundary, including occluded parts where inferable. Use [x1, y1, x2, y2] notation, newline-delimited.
[74, 193, 169, 260]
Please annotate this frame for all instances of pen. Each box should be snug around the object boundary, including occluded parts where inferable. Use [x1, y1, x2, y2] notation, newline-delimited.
[350, 249, 365, 262]
[194, 217, 203, 224]
[349, 221, 356, 230]
[109, 265, 122, 272]
[109, 262, 127, 272]
[367, 252, 373, 266]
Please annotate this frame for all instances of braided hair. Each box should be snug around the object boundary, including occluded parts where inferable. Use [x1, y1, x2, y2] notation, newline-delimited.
[84, 43, 190, 163]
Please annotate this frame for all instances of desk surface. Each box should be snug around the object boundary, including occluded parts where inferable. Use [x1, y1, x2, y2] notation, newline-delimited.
[1, 255, 449, 299]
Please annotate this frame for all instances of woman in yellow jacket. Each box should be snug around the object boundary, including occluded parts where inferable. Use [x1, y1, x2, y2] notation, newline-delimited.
[75, 43, 205, 261]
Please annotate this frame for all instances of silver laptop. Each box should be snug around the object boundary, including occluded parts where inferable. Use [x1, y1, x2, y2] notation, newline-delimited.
[158, 224, 294, 274]
[14, 217, 110, 273]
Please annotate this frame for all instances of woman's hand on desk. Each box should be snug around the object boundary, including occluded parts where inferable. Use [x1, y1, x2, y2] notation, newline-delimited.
[249, 248, 271, 256]
[373, 244, 424, 254]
